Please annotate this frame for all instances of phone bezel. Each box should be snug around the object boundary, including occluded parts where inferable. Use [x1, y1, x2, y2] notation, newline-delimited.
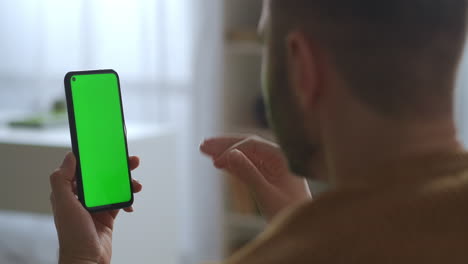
[64, 69, 134, 213]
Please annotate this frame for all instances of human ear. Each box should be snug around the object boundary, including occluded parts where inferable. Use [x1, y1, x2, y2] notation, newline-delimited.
[286, 32, 321, 110]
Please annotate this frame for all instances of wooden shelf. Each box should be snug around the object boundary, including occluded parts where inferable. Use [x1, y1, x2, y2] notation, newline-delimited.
[225, 41, 263, 56]
[249, 127, 274, 140]
[225, 213, 265, 255]
[227, 212, 265, 237]
[223, 0, 266, 255]
[224, 125, 275, 141]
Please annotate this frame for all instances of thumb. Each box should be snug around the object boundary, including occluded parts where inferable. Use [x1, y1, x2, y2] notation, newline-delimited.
[50, 152, 77, 198]
[224, 149, 270, 190]
[60, 152, 76, 180]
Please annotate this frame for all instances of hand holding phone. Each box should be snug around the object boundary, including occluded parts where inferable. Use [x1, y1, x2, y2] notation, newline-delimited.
[50, 153, 142, 264]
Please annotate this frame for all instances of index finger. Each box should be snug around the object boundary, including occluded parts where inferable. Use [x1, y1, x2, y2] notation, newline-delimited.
[129, 156, 140, 171]
[200, 136, 247, 157]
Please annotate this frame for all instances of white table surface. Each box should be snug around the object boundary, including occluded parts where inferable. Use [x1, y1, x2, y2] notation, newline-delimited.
[0, 121, 170, 148]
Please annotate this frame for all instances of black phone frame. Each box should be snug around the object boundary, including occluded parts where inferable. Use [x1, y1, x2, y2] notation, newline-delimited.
[64, 69, 134, 213]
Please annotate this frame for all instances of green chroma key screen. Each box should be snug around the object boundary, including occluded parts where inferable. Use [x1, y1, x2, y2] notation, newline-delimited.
[69, 72, 131, 209]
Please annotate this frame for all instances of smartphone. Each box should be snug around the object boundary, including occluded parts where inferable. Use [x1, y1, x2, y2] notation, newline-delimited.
[64, 69, 133, 212]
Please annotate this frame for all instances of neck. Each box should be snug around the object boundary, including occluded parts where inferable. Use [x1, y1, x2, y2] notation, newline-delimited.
[315, 104, 463, 189]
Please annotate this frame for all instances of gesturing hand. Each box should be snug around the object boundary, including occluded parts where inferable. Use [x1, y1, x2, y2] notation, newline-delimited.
[50, 152, 142, 264]
[201, 136, 311, 221]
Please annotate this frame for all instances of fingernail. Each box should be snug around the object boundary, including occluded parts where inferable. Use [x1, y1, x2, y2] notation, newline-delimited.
[229, 149, 240, 156]
[60, 152, 72, 167]
[199, 139, 209, 151]
[227, 149, 243, 163]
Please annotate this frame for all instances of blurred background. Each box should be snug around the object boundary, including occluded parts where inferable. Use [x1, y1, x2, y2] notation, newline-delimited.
[1, 0, 468, 264]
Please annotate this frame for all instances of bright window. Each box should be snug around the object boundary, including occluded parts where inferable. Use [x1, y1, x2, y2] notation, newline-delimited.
[0, 0, 193, 123]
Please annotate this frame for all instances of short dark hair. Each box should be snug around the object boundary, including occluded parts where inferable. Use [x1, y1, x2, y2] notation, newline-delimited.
[270, 0, 468, 117]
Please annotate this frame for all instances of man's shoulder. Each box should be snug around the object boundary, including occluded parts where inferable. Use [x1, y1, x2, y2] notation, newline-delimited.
[223, 172, 468, 264]
[223, 195, 356, 264]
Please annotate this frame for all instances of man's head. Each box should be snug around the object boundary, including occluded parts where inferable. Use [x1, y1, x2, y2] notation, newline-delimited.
[260, 0, 468, 177]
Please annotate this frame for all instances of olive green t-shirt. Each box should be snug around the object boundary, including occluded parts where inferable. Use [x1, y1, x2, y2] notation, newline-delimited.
[215, 152, 468, 264]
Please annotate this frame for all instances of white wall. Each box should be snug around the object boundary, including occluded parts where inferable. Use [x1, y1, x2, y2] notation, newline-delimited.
[181, 0, 225, 263]
[114, 130, 180, 264]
